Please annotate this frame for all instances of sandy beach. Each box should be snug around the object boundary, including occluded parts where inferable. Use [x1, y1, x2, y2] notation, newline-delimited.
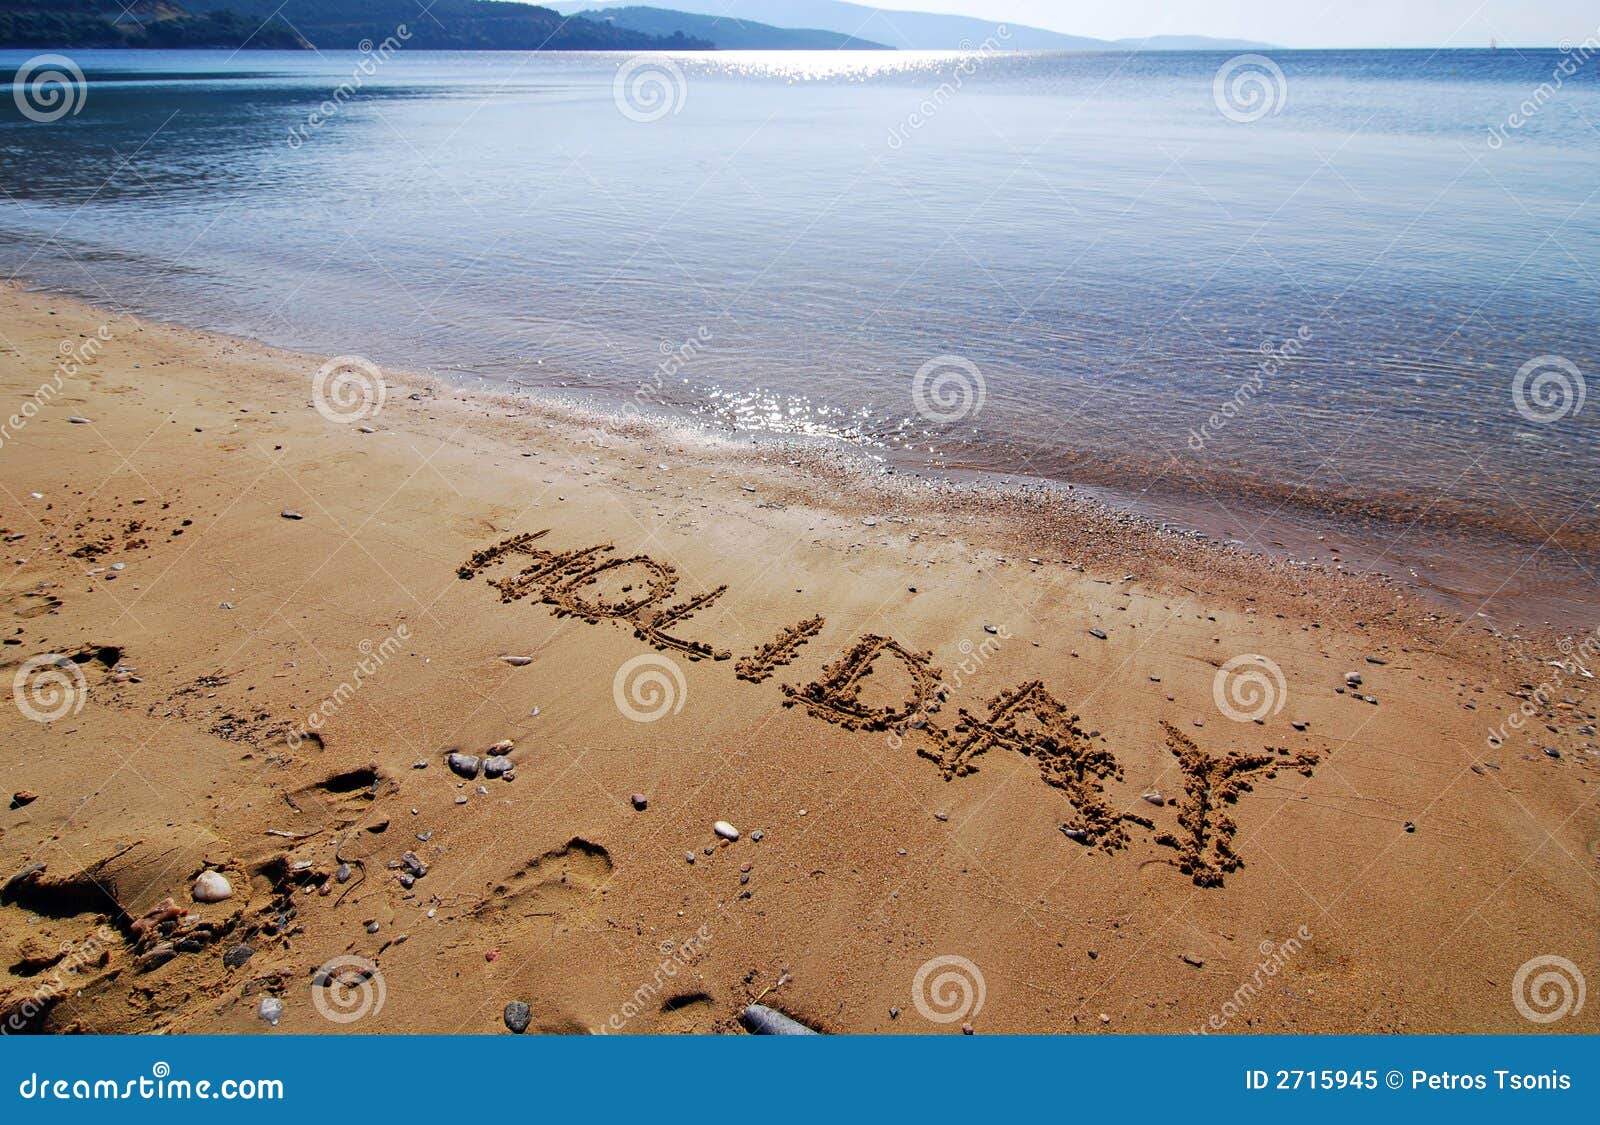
[0, 282, 1594, 1035]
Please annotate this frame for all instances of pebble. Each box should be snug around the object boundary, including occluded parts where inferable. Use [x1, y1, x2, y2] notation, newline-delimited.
[68, 415, 90, 424]
[685, 852, 696, 864]
[499, 655, 533, 666]
[258, 997, 283, 1026]
[191, 870, 233, 903]
[1088, 628, 1107, 640]
[447, 752, 482, 779]
[1181, 953, 1205, 968]
[336, 863, 352, 883]
[1291, 721, 1308, 731]
[750, 829, 763, 842]
[983, 624, 998, 634]
[713, 820, 740, 841]
[630, 793, 648, 810]
[483, 755, 513, 778]
[412, 759, 428, 770]
[280, 509, 303, 520]
[1345, 672, 1363, 687]
[222, 944, 254, 969]
[1141, 791, 1164, 806]
[454, 796, 469, 805]
[504, 1000, 532, 1034]
[366, 921, 380, 934]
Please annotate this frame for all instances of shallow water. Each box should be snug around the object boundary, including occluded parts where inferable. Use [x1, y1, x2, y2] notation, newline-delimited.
[2, 47, 1597, 626]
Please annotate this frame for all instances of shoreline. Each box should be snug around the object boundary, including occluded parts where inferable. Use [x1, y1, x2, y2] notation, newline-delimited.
[0, 283, 1595, 1035]
[14, 267, 1594, 636]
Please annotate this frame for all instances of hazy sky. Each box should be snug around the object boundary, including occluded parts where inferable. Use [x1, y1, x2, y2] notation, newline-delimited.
[861, 1, 1598, 48]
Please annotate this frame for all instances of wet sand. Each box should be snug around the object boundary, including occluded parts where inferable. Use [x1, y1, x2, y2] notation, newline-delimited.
[0, 284, 1594, 1035]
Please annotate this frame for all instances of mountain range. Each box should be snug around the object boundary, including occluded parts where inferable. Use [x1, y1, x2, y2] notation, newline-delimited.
[0, 0, 1272, 52]
[550, 0, 1274, 51]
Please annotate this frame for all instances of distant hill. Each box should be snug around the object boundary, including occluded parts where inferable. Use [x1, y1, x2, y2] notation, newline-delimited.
[551, 0, 1273, 51]
[151, 0, 710, 50]
[576, 6, 887, 49]
[0, 0, 305, 48]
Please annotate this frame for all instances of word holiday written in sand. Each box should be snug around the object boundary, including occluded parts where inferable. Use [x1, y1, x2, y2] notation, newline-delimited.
[461, 532, 1322, 887]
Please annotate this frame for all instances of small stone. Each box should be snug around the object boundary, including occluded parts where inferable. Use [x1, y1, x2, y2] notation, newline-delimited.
[1141, 791, 1164, 806]
[366, 921, 380, 934]
[1089, 628, 1107, 640]
[67, 415, 90, 424]
[740, 862, 752, 873]
[280, 509, 303, 520]
[983, 624, 998, 634]
[631, 793, 648, 810]
[890, 1007, 900, 1018]
[412, 759, 428, 770]
[454, 796, 469, 805]
[447, 752, 481, 779]
[400, 851, 427, 877]
[1345, 672, 1363, 687]
[504, 1000, 531, 1034]
[1543, 747, 1561, 759]
[258, 997, 283, 1026]
[11, 790, 38, 807]
[1181, 953, 1204, 968]
[685, 852, 696, 864]
[962, 1022, 974, 1035]
[1404, 822, 1416, 833]
[750, 829, 763, 842]
[483, 755, 513, 778]
[713, 820, 740, 841]
[1291, 721, 1308, 731]
[1098, 1013, 1111, 1024]
[191, 870, 233, 903]
[223, 944, 255, 969]
[336, 863, 352, 883]
[499, 655, 533, 666]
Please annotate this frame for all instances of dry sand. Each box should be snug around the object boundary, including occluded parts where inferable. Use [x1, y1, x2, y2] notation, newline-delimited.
[0, 283, 1594, 1035]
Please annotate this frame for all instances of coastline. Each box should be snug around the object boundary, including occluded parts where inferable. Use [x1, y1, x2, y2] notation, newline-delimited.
[0, 282, 1594, 1034]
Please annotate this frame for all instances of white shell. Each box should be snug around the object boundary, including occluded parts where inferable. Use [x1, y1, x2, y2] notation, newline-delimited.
[192, 870, 233, 903]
